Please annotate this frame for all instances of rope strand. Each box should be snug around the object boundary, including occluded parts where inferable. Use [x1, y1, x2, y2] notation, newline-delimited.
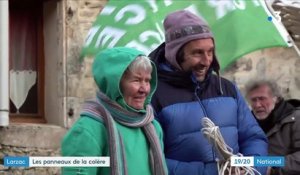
[201, 117, 261, 175]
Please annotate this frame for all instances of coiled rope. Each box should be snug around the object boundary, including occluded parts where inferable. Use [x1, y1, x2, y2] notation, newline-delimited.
[201, 117, 261, 175]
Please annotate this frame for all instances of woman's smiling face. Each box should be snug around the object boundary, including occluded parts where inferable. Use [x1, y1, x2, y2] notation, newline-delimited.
[120, 69, 152, 110]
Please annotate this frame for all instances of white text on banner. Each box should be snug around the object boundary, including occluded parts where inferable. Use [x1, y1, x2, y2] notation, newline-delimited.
[29, 157, 110, 167]
[230, 156, 254, 167]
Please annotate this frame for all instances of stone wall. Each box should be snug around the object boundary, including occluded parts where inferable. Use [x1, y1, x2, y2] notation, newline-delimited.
[65, 0, 107, 127]
[0, 124, 66, 175]
[223, 47, 300, 99]
[0, 1, 106, 175]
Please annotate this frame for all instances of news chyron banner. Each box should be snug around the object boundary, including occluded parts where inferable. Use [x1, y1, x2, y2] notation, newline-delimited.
[80, 0, 291, 70]
[4, 157, 109, 167]
[4, 156, 285, 168]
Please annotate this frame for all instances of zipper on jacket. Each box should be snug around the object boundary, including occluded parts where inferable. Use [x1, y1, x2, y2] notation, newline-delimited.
[194, 82, 217, 162]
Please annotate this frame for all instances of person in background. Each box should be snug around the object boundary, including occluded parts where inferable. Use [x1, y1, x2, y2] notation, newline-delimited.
[61, 47, 168, 175]
[149, 10, 268, 175]
[245, 78, 300, 175]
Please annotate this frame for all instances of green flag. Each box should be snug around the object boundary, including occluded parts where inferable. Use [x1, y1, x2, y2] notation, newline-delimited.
[81, 0, 291, 70]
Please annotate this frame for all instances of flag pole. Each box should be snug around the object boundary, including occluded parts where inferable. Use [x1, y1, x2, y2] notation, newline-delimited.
[263, 0, 300, 58]
[290, 36, 300, 57]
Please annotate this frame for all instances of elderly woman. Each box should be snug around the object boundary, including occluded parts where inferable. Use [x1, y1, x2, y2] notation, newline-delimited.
[61, 47, 168, 175]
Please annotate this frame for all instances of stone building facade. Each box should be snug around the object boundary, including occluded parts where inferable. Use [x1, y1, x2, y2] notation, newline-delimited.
[0, 0, 299, 174]
[0, 1, 107, 174]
